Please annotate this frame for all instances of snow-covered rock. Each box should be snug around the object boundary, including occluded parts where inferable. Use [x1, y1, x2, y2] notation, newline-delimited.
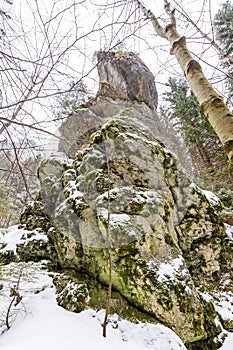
[16, 51, 233, 349]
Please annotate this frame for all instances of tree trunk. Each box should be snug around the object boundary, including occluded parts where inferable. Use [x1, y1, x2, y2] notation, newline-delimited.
[136, 0, 233, 163]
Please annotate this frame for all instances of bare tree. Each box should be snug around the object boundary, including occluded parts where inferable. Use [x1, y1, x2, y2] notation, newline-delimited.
[1, 0, 233, 225]
[0, 0, 153, 216]
[0, 0, 133, 217]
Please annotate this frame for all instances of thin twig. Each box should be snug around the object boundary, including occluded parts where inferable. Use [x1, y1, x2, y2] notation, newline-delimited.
[102, 142, 113, 338]
[6, 266, 23, 330]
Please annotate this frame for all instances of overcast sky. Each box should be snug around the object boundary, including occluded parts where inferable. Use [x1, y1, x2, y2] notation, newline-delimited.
[0, 0, 231, 148]
[1, 0, 228, 95]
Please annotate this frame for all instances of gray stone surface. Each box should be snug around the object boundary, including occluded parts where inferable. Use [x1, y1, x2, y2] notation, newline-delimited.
[18, 51, 233, 349]
[96, 51, 158, 110]
[58, 51, 161, 158]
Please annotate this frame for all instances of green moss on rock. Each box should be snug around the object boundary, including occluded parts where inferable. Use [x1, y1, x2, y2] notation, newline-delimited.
[20, 198, 51, 232]
[18, 105, 233, 349]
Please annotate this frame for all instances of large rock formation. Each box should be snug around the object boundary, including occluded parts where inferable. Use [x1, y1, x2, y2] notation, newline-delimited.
[58, 51, 162, 158]
[17, 51, 233, 349]
[96, 51, 158, 109]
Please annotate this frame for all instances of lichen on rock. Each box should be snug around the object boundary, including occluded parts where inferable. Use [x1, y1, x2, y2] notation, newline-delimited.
[96, 51, 158, 110]
[16, 51, 233, 349]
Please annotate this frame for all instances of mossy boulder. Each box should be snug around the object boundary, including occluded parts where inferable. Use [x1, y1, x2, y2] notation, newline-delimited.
[19, 52, 233, 348]
[19, 117, 233, 346]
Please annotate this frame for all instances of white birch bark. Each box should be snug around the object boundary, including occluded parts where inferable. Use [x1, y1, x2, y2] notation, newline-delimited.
[135, 0, 233, 163]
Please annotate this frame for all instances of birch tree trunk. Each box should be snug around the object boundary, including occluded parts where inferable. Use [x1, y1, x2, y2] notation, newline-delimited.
[135, 0, 233, 163]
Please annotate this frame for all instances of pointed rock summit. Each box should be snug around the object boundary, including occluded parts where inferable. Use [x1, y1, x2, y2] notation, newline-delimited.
[58, 51, 162, 158]
[96, 51, 158, 110]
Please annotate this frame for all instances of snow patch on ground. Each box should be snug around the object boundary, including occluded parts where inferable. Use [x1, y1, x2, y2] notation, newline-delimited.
[0, 226, 48, 254]
[0, 227, 232, 350]
[0, 262, 188, 350]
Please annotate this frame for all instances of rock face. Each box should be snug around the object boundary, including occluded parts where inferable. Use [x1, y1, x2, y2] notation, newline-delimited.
[19, 51, 233, 349]
[58, 51, 162, 158]
[96, 51, 158, 110]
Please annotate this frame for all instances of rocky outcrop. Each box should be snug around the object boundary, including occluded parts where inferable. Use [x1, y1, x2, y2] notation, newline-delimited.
[18, 51, 233, 349]
[96, 51, 158, 110]
[58, 51, 162, 158]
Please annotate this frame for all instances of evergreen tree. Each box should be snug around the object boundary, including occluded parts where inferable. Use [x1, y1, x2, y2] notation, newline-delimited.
[52, 81, 88, 124]
[163, 77, 233, 191]
[135, 0, 233, 163]
[0, 148, 39, 228]
[0, 181, 18, 227]
[214, 1, 233, 101]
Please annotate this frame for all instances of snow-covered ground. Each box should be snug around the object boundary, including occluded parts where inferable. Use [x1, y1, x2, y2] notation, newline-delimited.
[0, 262, 187, 350]
[0, 226, 232, 350]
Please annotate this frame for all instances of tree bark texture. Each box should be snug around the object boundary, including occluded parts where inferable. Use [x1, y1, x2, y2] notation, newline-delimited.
[136, 0, 233, 163]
